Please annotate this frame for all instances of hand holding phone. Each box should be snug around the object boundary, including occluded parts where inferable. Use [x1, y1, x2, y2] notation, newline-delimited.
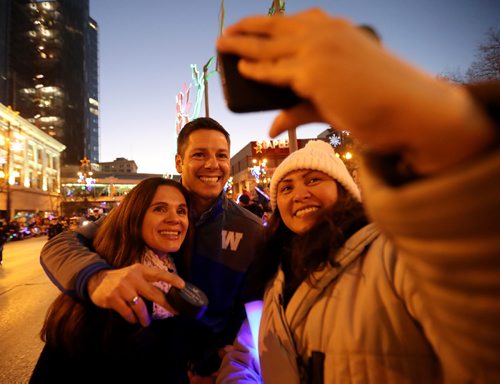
[218, 53, 303, 113]
[166, 281, 208, 319]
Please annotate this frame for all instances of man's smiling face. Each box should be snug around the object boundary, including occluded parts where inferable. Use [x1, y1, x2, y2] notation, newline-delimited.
[175, 129, 230, 208]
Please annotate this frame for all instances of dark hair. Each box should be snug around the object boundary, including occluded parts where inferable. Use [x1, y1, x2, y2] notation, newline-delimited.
[245, 184, 368, 301]
[238, 194, 250, 205]
[177, 117, 231, 158]
[41, 178, 192, 352]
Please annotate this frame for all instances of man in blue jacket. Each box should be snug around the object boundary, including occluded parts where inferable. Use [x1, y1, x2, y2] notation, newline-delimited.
[40, 117, 263, 377]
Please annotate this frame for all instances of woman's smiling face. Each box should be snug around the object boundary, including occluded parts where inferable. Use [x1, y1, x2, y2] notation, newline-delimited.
[277, 170, 339, 235]
[141, 185, 189, 255]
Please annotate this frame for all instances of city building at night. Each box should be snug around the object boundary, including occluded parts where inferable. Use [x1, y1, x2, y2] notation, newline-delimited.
[0, 0, 99, 166]
[230, 137, 323, 203]
[0, 103, 66, 222]
[0, 1, 10, 104]
[99, 157, 138, 174]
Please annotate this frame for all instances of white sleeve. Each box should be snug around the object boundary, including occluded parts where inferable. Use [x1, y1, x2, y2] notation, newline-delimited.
[216, 319, 263, 384]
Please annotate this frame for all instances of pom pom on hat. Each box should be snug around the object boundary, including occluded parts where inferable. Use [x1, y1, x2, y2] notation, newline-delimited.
[270, 140, 361, 210]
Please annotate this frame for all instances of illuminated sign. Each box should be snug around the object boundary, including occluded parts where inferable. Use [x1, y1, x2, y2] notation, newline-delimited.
[252, 139, 290, 157]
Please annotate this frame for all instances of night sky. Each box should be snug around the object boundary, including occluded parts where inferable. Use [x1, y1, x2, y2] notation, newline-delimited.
[89, 0, 500, 174]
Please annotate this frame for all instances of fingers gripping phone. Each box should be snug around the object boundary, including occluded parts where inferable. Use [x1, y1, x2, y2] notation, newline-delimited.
[217, 24, 380, 113]
[218, 53, 302, 113]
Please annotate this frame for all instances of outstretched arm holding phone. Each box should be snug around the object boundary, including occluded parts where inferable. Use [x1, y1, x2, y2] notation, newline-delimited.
[216, 8, 500, 384]
[216, 8, 495, 176]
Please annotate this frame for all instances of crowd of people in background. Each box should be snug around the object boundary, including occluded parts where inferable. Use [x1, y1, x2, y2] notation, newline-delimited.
[236, 187, 270, 223]
[0, 216, 60, 266]
[0, 216, 53, 244]
[0, 208, 106, 267]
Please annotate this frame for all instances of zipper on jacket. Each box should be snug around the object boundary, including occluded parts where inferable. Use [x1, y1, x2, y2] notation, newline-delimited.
[275, 291, 308, 382]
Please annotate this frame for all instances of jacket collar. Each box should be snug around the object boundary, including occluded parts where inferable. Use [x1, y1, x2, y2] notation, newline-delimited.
[194, 192, 226, 226]
[273, 223, 380, 328]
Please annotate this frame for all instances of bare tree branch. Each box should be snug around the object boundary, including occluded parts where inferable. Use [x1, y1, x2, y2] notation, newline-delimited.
[466, 28, 500, 81]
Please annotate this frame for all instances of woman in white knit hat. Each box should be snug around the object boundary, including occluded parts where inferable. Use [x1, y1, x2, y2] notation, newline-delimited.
[216, 8, 499, 384]
[219, 139, 439, 384]
[219, 135, 500, 384]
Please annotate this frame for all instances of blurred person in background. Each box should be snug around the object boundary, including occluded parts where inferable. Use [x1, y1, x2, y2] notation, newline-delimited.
[87, 208, 102, 222]
[246, 197, 264, 219]
[47, 218, 65, 240]
[0, 221, 7, 265]
[237, 193, 251, 208]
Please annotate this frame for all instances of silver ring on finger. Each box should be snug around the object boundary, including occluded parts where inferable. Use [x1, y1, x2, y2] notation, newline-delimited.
[129, 295, 140, 306]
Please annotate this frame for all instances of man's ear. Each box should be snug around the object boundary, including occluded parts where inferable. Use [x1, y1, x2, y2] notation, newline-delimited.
[175, 154, 183, 173]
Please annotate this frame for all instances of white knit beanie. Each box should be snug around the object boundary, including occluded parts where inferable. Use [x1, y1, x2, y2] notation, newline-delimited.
[270, 140, 361, 210]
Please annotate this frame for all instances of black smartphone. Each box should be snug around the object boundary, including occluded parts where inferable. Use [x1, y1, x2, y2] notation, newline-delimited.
[166, 282, 208, 319]
[218, 53, 302, 113]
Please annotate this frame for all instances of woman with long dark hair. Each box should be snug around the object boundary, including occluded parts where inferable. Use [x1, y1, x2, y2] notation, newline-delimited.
[31, 178, 214, 383]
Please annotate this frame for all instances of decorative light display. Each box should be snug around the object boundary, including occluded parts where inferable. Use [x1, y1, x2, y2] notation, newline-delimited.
[63, 185, 73, 197]
[80, 157, 90, 167]
[224, 176, 233, 193]
[329, 134, 341, 147]
[250, 158, 268, 183]
[175, 82, 191, 135]
[78, 157, 95, 192]
[7, 105, 20, 116]
[268, 0, 285, 15]
[190, 64, 205, 121]
[327, 128, 358, 176]
[175, 58, 215, 135]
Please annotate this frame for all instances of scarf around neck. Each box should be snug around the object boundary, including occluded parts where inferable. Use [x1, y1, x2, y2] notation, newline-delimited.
[143, 248, 176, 320]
